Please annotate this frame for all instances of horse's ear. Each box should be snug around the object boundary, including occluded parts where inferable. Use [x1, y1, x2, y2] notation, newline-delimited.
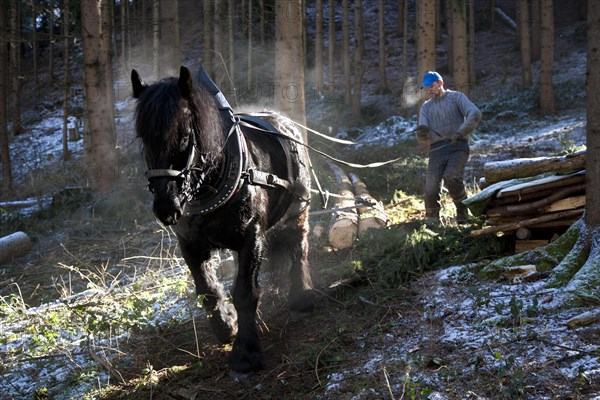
[131, 69, 147, 98]
[178, 66, 193, 99]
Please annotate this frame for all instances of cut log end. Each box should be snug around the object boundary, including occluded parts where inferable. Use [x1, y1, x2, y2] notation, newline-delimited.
[0, 232, 33, 265]
[328, 219, 358, 250]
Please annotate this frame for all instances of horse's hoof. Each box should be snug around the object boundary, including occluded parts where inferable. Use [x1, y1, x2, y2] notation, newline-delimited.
[229, 370, 254, 382]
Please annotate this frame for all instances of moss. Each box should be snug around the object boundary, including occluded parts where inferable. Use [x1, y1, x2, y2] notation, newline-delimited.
[482, 219, 582, 279]
[546, 234, 589, 287]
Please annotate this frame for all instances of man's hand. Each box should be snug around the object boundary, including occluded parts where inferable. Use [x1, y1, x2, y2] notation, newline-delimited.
[416, 125, 429, 141]
[450, 133, 463, 143]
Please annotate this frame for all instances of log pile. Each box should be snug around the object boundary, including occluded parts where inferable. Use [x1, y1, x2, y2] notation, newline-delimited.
[325, 162, 388, 250]
[466, 151, 586, 249]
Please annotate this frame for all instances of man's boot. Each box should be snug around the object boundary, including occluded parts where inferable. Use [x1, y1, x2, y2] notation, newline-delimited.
[425, 208, 440, 223]
[455, 202, 468, 224]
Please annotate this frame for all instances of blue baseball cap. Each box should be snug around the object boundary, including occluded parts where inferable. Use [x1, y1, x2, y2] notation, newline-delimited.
[420, 71, 443, 88]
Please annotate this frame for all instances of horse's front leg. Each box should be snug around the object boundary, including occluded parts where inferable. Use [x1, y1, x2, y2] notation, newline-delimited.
[229, 224, 265, 375]
[178, 238, 237, 344]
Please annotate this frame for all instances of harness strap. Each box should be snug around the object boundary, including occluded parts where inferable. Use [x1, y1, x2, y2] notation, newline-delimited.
[236, 118, 403, 169]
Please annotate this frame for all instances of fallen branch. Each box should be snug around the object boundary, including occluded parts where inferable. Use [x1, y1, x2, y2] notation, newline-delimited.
[494, 7, 516, 31]
[566, 309, 600, 329]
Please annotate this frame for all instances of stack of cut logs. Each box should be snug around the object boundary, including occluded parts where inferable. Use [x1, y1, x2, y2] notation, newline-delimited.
[326, 161, 388, 250]
[467, 150, 586, 251]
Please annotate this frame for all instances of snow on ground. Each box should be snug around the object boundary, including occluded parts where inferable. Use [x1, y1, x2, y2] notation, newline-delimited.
[321, 263, 600, 399]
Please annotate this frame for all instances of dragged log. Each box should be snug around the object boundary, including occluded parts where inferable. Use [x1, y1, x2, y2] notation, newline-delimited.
[326, 161, 358, 250]
[0, 231, 33, 265]
[348, 173, 388, 237]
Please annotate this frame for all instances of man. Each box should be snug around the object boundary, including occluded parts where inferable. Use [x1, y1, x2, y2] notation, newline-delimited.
[416, 71, 482, 223]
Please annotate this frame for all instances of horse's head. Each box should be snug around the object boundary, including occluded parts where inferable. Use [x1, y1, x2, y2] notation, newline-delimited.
[132, 66, 224, 225]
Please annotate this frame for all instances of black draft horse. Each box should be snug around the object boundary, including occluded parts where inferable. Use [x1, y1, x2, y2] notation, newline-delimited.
[131, 66, 314, 375]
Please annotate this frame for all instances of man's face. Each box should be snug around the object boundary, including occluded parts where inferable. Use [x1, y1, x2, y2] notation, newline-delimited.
[423, 81, 443, 98]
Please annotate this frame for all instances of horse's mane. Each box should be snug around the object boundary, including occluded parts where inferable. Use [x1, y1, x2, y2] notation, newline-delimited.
[135, 77, 224, 166]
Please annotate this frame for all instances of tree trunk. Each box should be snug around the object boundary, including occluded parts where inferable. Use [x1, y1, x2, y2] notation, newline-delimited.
[274, 0, 306, 135]
[376, 0, 389, 94]
[32, 2, 38, 83]
[342, 0, 351, 105]
[259, 0, 266, 47]
[417, 0, 436, 111]
[451, 0, 468, 94]
[483, 151, 586, 184]
[228, 0, 236, 98]
[160, 0, 180, 76]
[202, 1, 213, 76]
[214, 2, 225, 89]
[328, 0, 335, 92]
[586, 0, 600, 228]
[10, 0, 23, 135]
[540, 0, 555, 115]
[62, 0, 71, 161]
[468, 0, 476, 88]
[488, 0, 495, 31]
[314, 0, 324, 91]
[142, 0, 149, 63]
[0, 3, 11, 193]
[400, 0, 408, 114]
[81, 0, 118, 192]
[445, 0, 454, 76]
[352, 0, 363, 117]
[120, 0, 127, 77]
[152, 0, 160, 78]
[397, 0, 404, 37]
[518, 0, 533, 87]
[247, 0, 254, 90]
[531, 0, 541, 61]
[49, 0, 55, 80]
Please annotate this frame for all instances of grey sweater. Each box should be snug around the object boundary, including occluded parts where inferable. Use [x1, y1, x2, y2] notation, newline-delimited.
[418, 90, 482, 145]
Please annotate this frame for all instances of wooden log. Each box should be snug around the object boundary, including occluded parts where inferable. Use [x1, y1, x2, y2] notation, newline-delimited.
[326, 161, 358, 250]
[0, 232, 33, 265]
[566, 309, 600, 329]
[543, 195, 586, 212]
[494, 7, 517, 31]
[516, 227, 532, 240]
[496, 172, 585, 199]
[348, 173, 388, 237]
[486, 183, 586, 217]
[0, 199, 40, 209]
[470, 209, 584, 236]
[483, 150, 585, 185]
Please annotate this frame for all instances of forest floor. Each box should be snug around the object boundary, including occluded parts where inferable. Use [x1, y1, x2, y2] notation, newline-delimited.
[1, 2, 599, 400]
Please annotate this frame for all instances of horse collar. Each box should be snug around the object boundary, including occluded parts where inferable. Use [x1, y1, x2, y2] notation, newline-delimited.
[183, 115, 248, 216]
